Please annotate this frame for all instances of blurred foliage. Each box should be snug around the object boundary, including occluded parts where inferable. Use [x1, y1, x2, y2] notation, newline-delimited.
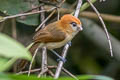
[0, 0, 39, 25]
[0, 33, 31, 72]
[0, 33, 31, 59]
[0, 0, 120, 80]
[0, 73, 114, 80]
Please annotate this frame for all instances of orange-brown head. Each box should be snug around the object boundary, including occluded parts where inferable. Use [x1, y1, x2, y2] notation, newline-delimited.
[58, 14, 83, 34]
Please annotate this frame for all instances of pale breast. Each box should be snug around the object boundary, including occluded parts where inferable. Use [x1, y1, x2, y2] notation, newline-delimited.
[45, 31, 78, 49]
[45, 35, 72, 49]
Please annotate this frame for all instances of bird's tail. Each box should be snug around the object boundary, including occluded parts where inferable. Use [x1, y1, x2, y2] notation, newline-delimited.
[15, 43, 40, 72]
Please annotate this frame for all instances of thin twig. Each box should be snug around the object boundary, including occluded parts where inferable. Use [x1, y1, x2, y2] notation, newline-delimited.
[48, 66, 79, 80]
[36, 0, 64, 31]
[80, 11, 120, 24]
[54, 44, 69, 79]
[39, 0, 60, 7]
[74, 0, 82, 17]
[37, 0, 66, 77]
[11, 18, 17, 39]
[57, 8, 60, 21]
[24, 4, 44, 13]
[38, 6, 48, 77]
[87, 0, 113, 57]
[43, 0, 96, 13]
[43, 4, 120, 23]
[70, 1, 77, 9]
[54, 0, 82, 79]
[47, 70, 55, 77]
[0, 7, 56, 22]
[38, 68, 48, 78]
[28, 46, 40, 76]
[16, 68, 41, 75]
[48, 7, 120, 24]
[17, 65, 78, 80]
[58, 0, 66, 7]
[48, 66, 57, 69]
[35, 10, 56, 31]
[0, 21, 5, 32]
[40, 47, 48, 76]
[62, 67, 79, 80]
[0, 0, 97, 22]
[17, 66, 55, 75]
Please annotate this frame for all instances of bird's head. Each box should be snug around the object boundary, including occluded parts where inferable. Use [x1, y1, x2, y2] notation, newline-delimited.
[59, 14, 83, 34]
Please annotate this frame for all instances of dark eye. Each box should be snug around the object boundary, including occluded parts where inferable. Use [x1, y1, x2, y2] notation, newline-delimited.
[71, 22, 77, 27]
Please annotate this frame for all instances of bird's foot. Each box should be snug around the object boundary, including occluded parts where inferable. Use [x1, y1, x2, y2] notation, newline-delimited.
[67, 41, 72, 46]
[50, 49, 67, 63]
[57, 57, 66, 63]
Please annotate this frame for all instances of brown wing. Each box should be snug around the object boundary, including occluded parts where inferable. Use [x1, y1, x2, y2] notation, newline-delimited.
[33, 22, 66, 43]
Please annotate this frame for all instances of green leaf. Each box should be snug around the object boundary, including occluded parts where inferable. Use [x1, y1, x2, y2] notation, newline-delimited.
[59, 75, 113, 80]
[0, 33, 31, 60]
[81, 18, 120, 60]
[0, 58, 17, 72]
[0, 73, 11, 80]
[80, 0, 96, 12]
[77, 75, 114, 80]
[0, 0, 39, 26]
[0, 73, 114, 80]
[0, 73, 53, 80]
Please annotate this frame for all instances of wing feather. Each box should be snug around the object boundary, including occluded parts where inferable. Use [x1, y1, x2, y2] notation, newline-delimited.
[33, 22, 66, 43]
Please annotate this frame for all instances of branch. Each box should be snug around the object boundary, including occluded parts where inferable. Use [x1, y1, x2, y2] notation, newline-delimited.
[62, 67, 79, 80]
[35, 10, 56, 31]
[54, 0, 82, 79]
[11, 18, 17, 39]
[80, 11, 120, 24]
[59, 7, 120, 24]
[49, 66, 79, 80]
[28, 47, 39, 76]
[0, 21, 5, 32]
[80, 0, 96, 12]
[28, 5, 48, 77]
[16, 68, 41, 75]
[17, 65, 78, 79]
[0, 0, 96, 23]
[44, 0, 96, 13]
[44, 6, 120, 24]
[87, 0, 113, 57]
[54, 44, 69, 79]
[38, 6, 48, 77]
[0, 7, 56, 22]
[74, 0, 82, 17]
[47, 70, 55, 77]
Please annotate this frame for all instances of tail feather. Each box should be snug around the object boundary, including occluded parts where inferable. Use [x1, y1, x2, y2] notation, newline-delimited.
[15, 43, 39, 72]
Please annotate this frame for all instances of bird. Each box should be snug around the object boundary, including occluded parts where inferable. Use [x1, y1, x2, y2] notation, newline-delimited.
[17, 14, 83, 72]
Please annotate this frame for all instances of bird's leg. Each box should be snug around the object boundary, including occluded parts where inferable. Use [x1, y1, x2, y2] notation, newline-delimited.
[50, 49, 66, 63]
[67, 41, 72, 46]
